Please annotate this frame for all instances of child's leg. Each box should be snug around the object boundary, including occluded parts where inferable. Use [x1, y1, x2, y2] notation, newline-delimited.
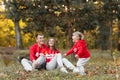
[77, 58, 90, 75]
[21, 58, 32, 71]
[46, 56, 57, 70]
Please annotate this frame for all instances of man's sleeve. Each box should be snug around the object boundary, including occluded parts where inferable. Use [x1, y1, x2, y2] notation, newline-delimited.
[30, 46, 36, 61]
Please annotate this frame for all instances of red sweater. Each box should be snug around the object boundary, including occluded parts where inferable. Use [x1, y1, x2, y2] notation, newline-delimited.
[30, 43, 47, 62]
[66, 40, 90, 58]
[42, 48, 60, 63]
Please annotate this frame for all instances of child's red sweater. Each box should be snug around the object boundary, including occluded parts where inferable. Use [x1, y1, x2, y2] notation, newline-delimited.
[66, 40, 90, 58]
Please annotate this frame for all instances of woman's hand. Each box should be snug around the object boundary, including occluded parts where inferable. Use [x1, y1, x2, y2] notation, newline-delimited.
[40, 53, 44, 56]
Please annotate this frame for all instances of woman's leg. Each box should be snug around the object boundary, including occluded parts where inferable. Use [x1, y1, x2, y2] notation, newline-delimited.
[46, 54, 68, 73]
[56, 54, 64, 68]
[46, 55, 57, 70]
[77, 58, 90, 75]
[62, 58, 79, 73]
[56, 54, 68, 73]
[62, 58, 75, 70]
[21, 58, 32, 71]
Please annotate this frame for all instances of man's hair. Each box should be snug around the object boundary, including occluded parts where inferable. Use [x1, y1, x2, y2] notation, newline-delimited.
[35, 33, 44, 38]
[73, 31, 84, 40]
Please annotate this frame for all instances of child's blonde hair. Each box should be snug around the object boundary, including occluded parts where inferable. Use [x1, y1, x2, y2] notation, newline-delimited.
[73, 31, 84, 40]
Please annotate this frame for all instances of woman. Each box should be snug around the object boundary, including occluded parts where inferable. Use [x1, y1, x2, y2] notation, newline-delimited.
[42, 38, 68, 73]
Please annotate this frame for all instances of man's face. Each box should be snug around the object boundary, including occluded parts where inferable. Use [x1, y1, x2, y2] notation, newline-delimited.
[36, 35, 44, 45]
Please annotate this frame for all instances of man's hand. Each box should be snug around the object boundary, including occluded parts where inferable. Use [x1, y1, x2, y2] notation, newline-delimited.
[35, 52, 39, 57]
[40, 53, 44, 56]
[75, 54, 79, 59]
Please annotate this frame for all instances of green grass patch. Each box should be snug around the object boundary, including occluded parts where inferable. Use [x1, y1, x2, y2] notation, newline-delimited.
[0, 49, 120, 80]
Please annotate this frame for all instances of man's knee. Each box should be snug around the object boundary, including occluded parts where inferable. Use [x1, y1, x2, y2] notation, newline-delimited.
[21, 58, 28, 63]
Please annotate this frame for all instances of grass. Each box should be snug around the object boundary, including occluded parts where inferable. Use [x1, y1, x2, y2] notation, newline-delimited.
[0, 49, 120, 80]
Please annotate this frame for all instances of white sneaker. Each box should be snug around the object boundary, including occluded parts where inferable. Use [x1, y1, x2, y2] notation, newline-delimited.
[73, 67, 79, 73]
[60, 67, 68, 73]
[79, 72, 86, 76]
[81, 73, 86, 76]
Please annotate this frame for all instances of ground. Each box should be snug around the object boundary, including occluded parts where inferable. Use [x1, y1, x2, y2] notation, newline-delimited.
[0, 48, 120, 80]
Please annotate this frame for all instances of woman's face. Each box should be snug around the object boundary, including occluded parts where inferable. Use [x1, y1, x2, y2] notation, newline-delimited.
[48, 38, 55, 47]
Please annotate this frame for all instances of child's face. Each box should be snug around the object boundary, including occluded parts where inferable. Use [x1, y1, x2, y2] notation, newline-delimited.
[48, 38, 55, 47]
[72, 34, 79, 42]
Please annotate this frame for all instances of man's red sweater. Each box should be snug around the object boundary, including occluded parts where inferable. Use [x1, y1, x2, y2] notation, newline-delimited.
[30, 43, 47, 62]
[66, 40, 90, 58]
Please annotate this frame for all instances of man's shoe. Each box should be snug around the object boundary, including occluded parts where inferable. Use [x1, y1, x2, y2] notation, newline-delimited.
[17, 56, 25, 63]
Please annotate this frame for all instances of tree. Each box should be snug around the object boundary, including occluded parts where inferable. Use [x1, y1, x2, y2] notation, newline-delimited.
[3, 0, 26, 49]
[102, 0, 120, 55]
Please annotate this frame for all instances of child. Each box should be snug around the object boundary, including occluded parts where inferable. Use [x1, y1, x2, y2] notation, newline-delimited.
[43, 38, 68, 73]
[64, 31, 90, 75]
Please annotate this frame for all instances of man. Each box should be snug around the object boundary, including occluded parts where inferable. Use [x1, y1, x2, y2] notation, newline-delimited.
[21, 33, 47, 71]
[63, 31, 90, 75]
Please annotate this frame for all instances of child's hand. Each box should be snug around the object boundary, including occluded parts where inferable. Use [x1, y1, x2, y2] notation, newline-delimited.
[63, 54, 66, 57]
[73, 48, 77, 52]
[75, 54, 79, 59]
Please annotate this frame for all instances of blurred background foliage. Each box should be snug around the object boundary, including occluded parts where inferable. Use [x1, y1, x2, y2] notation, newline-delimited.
[0, 0, 120, 51]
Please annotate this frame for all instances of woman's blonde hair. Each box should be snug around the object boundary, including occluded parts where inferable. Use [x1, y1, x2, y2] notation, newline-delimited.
[73, 31, 84, 40]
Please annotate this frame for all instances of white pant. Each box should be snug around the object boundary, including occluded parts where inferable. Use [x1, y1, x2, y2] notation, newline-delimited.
[63, 57, 90, 75]
[46, 53, 64, 70]
[77, 58, 90, 75]
[21, 55, 46, 71]
[62, 58, 75, 70]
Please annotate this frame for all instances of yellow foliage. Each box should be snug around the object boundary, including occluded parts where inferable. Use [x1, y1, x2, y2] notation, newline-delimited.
[0, 18, 28, 47]
[19, 19, 26, 29]
[0, 1, 4, 12]
[10, 31, 15, 35]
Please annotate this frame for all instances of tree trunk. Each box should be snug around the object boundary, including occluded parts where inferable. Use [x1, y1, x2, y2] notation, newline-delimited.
[67, 22, 76, 61]
[110, 21, 113, 56]
[14, 20, 23, 49]
[118, 20, 120, 51]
